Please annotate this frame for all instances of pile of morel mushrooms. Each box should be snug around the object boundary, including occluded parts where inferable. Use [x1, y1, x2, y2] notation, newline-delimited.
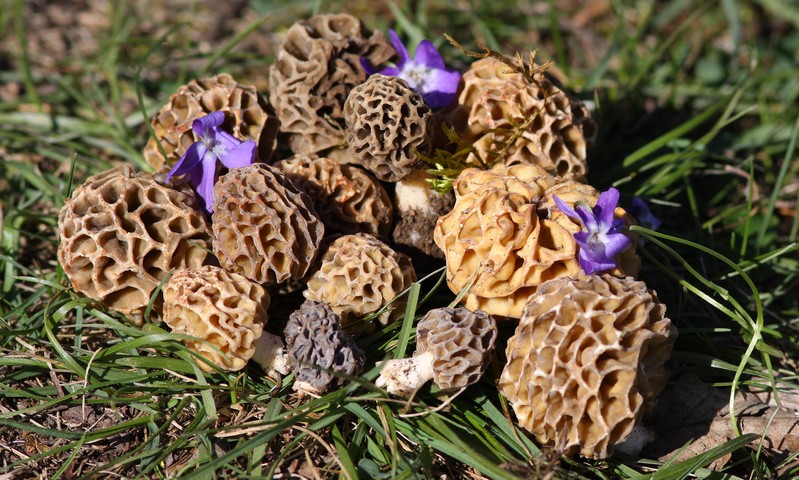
[57, 14, 677, 460]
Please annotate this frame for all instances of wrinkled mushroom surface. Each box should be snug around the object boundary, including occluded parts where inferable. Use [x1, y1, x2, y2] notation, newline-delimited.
[284, 299, 365, 394]
[499, 274, 677, 459]
[434, 164, 639, 318]
[143, 73, 278, 171]
[269, 14, 394, 156]
[57, 165, 212, 324]
[440, 58, 596, 179]
[274, 155, 393, 237]
[163, 265, 269, 372]
[377, 307, 497, 396]
[304, 233, 416, 334]
[212, 163, 325, 286]
[344, 75, 433, 182]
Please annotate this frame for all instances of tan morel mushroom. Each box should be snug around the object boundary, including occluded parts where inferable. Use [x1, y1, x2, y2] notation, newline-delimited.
[440, 57, 596, 179]
[499, 274, 677, 459]
[268, 14, 394, 156]
[344, 75, 434, 182]
[57, 165, 212, 325]
[274, 155, 393, 237]
[304, 233, 416, 334]
[163, 265, 269, 372]
[143, 73, 279, 171]
[376, 307, 497, 397]
[284, 299, 365, 394]
[391, 169, 455, 260]
[212, 163, 325, 286]
[434, 164, 639, 318]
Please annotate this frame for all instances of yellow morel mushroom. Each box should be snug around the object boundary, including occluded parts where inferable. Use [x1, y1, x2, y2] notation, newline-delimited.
[304, 233, 416, 335]
[212, 163, 325, 287]
[268, 14, 394, 156]
[57, 165, 212, 325]
[143, 73, 279, 172]
[499, 274, 677, 459]
[376, 307, 497, 396]
[163, 265, 269, 372]
[441, 57, 596, 179]
[434, 164, 639, 318]
[274, 155, 393, 238]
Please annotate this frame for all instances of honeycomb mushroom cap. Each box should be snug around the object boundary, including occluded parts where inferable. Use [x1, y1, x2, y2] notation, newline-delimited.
[434, 165, 639, 318]
[269, 14, 394, 156]
[440, 57, 596, 179]
[344, 75, 434, 182]
[304, 233, 416, 334]
[499, 274, 677, 459]
[163, 266, 269, 372]
[143, 73, 279, 171]
[284, 299, 365, 394]
[57, 165, 212, 324]
[417, 307, 498, 390]
[274, 155, 393, 237]
[212, 163, 325, 286]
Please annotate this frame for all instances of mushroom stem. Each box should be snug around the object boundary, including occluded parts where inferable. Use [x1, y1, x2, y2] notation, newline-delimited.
[375, 350, 435, 396]
[251, 332, 291, 377]
[394, 170, 436, 215]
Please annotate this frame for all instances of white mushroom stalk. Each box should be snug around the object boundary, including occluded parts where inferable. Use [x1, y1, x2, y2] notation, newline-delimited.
[376, 307, 497, 398]
[376, 351, 435, 396]
[251, 332, 291, 377]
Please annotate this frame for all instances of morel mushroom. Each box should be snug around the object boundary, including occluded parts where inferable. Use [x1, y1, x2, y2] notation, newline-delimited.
[163, 265, 270, 372]
[377, 307, 497, 396]
[143, 73, 279, 171]
[434, 164, 639, 318]
[212, 163, 325, 286]
[57, 165, 212, 324]
[284, 299, 365, 394]
[344, 75, 434, 182]
[269, 14, 394, 156]
[391, 169, 455, 260]
[274, 155, 393, 237]
[499, 274, 677, 459]
[304, 233, 416, 334]
[440, 57, 596, 179]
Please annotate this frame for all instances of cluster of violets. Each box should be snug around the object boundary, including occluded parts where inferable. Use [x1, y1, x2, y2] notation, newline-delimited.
[167, 30, 658, 276]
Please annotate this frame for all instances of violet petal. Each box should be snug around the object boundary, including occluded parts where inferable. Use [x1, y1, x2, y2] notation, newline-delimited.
[420, 68, 461, 108]
[388, 29, 410, 67]
[553, 195, 579, 220]
[165, 142, 203, 182]
[414, 39, 446, 69]
[220, 140, 256, 169]
[192, 111, 226, 138]
[594, 187, 620, 229]
[603, 232, 632, 258]
[377, 66, 401, 77]
[197, 153, 218, 213]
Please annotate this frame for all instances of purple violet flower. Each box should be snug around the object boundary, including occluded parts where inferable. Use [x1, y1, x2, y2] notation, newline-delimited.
[630, 196, 662, 231]
[165, 111, 256, 213]
[361, 29, 461, 109]
[553, 187, 632, 275]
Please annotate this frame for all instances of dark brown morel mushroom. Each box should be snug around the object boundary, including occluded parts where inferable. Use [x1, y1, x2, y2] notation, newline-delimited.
[57, 165, 212, 324]
[344, 75, 434, 182]
[212, 163, 325, 286]
[268, 14, 394, 156]
[284, 299, 365, 394]
[377, 307, 497, 396]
